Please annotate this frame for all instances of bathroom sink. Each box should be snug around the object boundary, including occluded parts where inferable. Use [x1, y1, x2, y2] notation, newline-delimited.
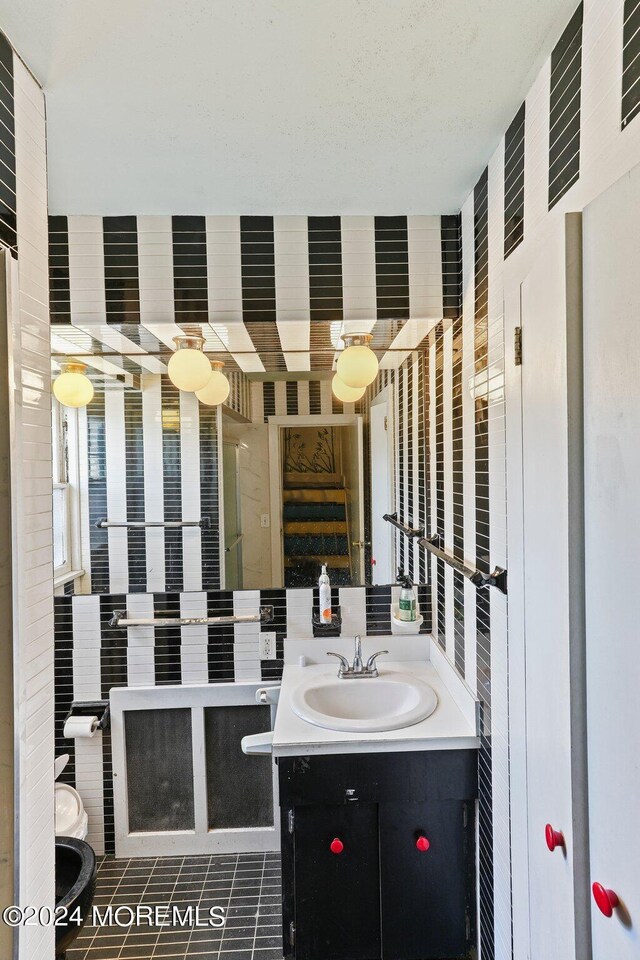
[290, 672, 438, 733]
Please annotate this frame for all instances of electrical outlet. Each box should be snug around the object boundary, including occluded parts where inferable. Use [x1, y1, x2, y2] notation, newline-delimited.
[259, 631, 277, 660]
[261, 513, 270, 528]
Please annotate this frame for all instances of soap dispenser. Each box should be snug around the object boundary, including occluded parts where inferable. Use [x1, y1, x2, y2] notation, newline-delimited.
[397, 569, 417, 622]
[318, 564, 332, 624]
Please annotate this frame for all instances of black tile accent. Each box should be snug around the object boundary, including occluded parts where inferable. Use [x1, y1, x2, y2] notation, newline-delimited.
[418, 352, 428, 588]
[441, 214, 462, 319]
[434, 325, 446, 653]
[452, 318, 465, 677]
[172, 215, 208, 324]
[99, 594, 128, 856]
[286, 380, 298, 415]
[54, 597, 75, 787]
[548, 3, 583, 210]
[263, 381, 276, 420]
[87, 390, 109, 593]
[375, 216, 410, 320]
[365, 584, 392, 636]
[103, 216, 141, 323]
[49, 216, 71, 323]
[308, 216, 343, 321]
[207, 591, 235, 682]
[397, 366, 405, 572]
[162, 377, 184, 592]
[259, 588, 287, 682]
[240, 216, 277, 323]
[622, 0, 640, 128]
[308, 379, 320, 415]
[153, 593, 182, 685]
[474, 167, 494, 960]
[200, 401, 221, 591]
[0, 32, 15, 258]
[504, 102, 525, 259]
[124, 390, 146, 591]
[407, 362, 415, 583]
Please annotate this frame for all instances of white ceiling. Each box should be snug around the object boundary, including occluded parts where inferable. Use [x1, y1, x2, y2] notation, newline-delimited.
[1, 0, 577, 215]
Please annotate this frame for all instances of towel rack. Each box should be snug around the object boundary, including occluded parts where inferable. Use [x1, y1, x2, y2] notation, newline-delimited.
[109, 605, 275, 629]
[382, 512, 424, 539]
[96, 517, 212, 530]
[383, 512, 507, 594]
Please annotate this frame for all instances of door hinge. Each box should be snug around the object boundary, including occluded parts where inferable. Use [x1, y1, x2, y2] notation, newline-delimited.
[514, 325, 522, 366]
[289, 921, 296, 946]
[384, 415, 388, 431]
[463, 805, 468, 828]
[287, 809, 294, 834]
[466, 915, 471, 942]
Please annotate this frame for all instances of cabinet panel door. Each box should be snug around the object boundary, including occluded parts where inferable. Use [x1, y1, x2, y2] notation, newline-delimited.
[379, 801, 471, 959]
[583, 165, 640, 959]
[520, 225, 577, 959]
[294, 803, 380, 960]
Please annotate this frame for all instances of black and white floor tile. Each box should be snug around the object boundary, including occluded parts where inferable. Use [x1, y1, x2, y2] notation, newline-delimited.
[67, 852, 282, 960]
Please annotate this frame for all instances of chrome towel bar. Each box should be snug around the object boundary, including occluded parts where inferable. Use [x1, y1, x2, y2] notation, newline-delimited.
[109, 604, 275, 629]
[383, 512, 507, 595]
[96, 517, 213, 529]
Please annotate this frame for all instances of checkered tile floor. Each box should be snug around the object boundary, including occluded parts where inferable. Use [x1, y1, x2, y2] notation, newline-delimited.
[66, 852, 282, 960]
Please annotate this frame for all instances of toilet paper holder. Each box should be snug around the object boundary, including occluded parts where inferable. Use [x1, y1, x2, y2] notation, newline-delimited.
[64, 700, 110, 732]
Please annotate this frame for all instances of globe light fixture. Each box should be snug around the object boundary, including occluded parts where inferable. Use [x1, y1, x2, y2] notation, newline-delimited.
[336, 333, 379, 388]
[53, 361, 94, 408]
[167, 334, 212, 392]
[195, 360, 231, 406]
[331, 373, 366, 403]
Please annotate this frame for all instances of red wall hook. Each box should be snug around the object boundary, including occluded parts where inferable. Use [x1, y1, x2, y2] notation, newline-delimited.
[329, 838, 344, 855]
[545, 824, 565, 852]
[416, 836, 430, 852]
[592, 882, 619, 918]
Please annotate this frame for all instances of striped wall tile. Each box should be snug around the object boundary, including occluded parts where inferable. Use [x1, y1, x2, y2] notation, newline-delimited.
[622, 0, 640, 128]
[504, 102, 526, 258]
[548, 3, 584, 209]
[0, 31, 16, 256]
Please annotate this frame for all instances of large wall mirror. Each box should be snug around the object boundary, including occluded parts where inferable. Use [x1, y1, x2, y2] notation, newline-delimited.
[50, 319, 429, 595]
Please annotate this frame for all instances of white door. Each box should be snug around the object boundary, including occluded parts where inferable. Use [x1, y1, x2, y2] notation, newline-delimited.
[520, 222, 577, 960]
[370, 396, 393, 583]
[583, 168, 640, 958]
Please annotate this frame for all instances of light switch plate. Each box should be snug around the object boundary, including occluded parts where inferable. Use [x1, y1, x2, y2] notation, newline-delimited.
[259, 631, 277, 660]
[261, 514, 270, 528]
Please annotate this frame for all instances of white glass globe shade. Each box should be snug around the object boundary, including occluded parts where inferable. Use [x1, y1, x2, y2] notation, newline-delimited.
[331, 374, 366, 403]
[168, 348, 212, 392]
[53, 368, 94, 408]
[336, 344, 379, 388]
[196, 367, 231, 406]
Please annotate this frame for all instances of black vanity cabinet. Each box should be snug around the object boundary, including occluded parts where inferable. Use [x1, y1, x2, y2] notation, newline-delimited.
[278, 750, 478, 960]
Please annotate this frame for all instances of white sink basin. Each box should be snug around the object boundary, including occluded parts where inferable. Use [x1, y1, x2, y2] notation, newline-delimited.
[290, 671, 438, 733]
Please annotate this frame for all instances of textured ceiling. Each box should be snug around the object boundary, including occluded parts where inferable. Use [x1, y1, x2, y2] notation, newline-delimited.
[0, 0, 577, 215]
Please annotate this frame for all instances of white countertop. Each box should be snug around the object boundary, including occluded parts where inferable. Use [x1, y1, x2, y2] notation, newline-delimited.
[272, 659, 479, 757]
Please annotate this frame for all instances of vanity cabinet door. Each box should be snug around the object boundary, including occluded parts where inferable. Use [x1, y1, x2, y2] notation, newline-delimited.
[293, 803, 381, 960]
[379, 801, 473, 960]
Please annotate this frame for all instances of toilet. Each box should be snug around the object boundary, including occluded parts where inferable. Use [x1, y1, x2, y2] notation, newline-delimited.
[54, 754, 88, 840]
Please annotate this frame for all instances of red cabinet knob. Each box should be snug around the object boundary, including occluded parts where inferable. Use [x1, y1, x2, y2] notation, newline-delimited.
[592, 882, 619, 918]
[329, 838, 344, 855]
[545, 824, 565, 852]
[416, 836, 430, 852]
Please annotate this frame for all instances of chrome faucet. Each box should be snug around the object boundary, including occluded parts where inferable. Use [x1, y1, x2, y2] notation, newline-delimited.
[327, 636, 389, 679]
